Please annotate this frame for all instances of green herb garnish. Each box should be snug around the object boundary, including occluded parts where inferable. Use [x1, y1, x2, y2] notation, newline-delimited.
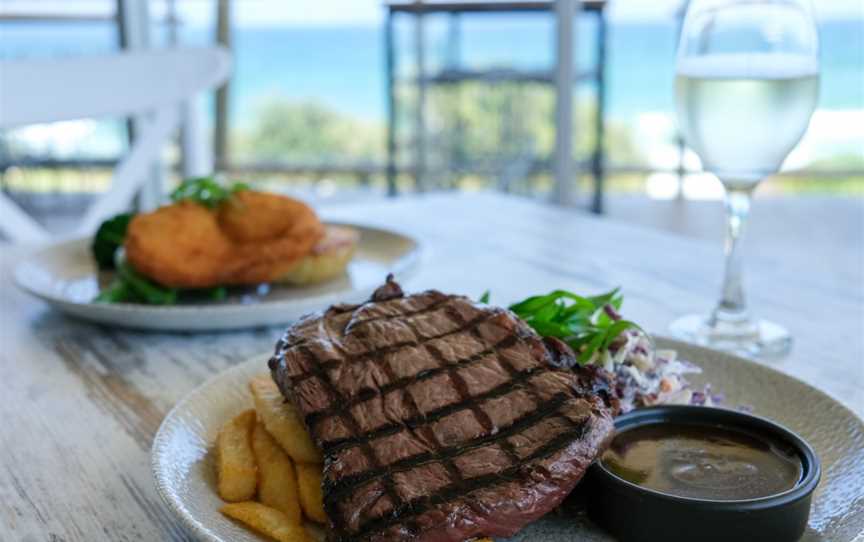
[95, 261, 177, 305]
[169, 176, 249, 208]
[508, 288, 642, 365]
[94, 261, 229, 305]
[91, 212, 134, 270]
[93, 278, 134, 303]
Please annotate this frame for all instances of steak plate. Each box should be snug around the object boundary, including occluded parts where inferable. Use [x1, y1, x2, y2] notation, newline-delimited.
[269, 277, 615, 541]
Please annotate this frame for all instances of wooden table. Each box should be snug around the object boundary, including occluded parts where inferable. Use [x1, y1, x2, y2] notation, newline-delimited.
[2, 193, 862, 540]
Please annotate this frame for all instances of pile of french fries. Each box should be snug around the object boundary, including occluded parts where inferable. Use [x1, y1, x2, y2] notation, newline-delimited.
[216, 375, 493, 542]
[216, 377, 324, 542]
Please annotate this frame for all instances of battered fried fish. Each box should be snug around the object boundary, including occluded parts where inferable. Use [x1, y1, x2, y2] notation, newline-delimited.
[218, 190, 325, 285]
[125, 201, 233, 288]
[124, 191, 327, 288]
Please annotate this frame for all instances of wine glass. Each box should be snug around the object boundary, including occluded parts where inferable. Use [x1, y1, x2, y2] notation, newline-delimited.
[669, 0, 820, 357]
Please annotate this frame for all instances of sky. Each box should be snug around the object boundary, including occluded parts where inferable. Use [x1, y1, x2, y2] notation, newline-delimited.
[1, 0, 862, 26]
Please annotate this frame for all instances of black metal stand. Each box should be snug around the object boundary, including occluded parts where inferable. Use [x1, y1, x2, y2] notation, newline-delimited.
[385, 0, 608, 214]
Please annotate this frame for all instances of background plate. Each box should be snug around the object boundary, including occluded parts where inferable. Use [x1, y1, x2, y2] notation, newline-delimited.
[152, 338, 864, 542]
[13, 223, 420, 331]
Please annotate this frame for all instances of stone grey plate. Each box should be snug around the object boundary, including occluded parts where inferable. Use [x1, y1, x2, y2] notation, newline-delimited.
[13, 223, 420, 331]
[152, 338, 864, 542]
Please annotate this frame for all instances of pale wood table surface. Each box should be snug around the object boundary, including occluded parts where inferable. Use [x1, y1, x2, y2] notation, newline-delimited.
[2, 192, 862, 541]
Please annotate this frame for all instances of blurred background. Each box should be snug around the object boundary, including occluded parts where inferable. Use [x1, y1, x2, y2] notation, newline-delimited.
[1, 0, 861, 246]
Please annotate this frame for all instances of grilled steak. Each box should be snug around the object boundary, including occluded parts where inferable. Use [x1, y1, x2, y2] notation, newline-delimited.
[269, 277, 615, 541]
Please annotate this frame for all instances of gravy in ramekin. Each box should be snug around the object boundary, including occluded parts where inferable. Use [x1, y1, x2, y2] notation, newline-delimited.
[601, 422, 803, 500]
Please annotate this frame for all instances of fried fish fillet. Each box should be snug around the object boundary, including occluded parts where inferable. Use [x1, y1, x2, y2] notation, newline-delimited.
[219, 190, 326, 285]
[125, 191, 329, 288]
[125, 201, 234, 288]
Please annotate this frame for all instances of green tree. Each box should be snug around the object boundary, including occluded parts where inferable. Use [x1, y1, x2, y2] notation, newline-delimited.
[234, 98, 383, 162]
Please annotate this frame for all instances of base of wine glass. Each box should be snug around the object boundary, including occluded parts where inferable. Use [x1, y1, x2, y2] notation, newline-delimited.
[669, 313, 792, 359]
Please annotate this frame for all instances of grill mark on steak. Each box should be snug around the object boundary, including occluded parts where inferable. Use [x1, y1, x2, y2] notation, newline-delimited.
[427, 342, 496, 434]
[449, 303, 549, 405]
[398, 316, 505, 459]
[290, 310, 498, 384]
[402, 316, 495, 500]
[323, 391, 571, 502]
[353, 413, 591, 540]
[296, 343, 409, 537]
[346, 296, 453, 331]
[440, 303, 540, 463]
[301, 333, 520, 429]
[320, 364, 545, 453]
[354, 316, 443, 536]
[269, 282, 615, 542]
[298, 309, 422, 538]
[315, 313, 424, 537]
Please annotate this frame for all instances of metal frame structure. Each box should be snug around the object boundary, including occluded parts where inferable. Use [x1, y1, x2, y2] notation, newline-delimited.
[384, 0, 608, 212]
[554, 0, 577, 206]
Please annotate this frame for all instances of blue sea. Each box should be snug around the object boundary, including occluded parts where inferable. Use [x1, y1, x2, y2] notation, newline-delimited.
[2, 17, 862, 128]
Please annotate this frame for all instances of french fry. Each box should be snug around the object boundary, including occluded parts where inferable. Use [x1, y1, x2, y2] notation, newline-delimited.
[252, 422, 302, 524]
[295, 462, 327, 524]
[220, 502, 312, 542]
[250, 377, 322, 464]
[216, 409, 257, 502]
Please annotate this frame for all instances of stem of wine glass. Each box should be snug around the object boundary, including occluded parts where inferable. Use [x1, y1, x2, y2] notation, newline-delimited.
[710, 184, 757, 327]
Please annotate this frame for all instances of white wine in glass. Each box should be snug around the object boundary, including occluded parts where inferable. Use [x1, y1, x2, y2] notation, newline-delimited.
[669, 0, 820, 357]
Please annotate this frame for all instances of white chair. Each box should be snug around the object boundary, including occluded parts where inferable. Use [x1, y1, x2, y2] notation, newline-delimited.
[0, 47, 232, 243]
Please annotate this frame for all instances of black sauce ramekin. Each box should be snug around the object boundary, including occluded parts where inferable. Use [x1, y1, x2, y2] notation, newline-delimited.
[584, 405, 821, 542]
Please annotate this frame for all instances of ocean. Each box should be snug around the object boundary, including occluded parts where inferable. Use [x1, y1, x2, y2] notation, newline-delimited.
[1, 17, 861, 163]
[2, 18, 861, 121]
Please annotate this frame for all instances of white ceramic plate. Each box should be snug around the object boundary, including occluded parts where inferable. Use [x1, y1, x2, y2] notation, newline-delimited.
[13, 223, 421, 331]
[152, 338, 864, 542]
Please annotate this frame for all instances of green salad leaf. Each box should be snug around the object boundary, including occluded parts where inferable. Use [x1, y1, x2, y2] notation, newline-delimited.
[508, 287, 642, 365]
[94, 261, 229, 305]
[91, 212, 134, 270]
[95, 261, 177, 305]
[169, 176, 249, 208]
[117, 261, 177, 304]
[93, 279, 134, 303]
